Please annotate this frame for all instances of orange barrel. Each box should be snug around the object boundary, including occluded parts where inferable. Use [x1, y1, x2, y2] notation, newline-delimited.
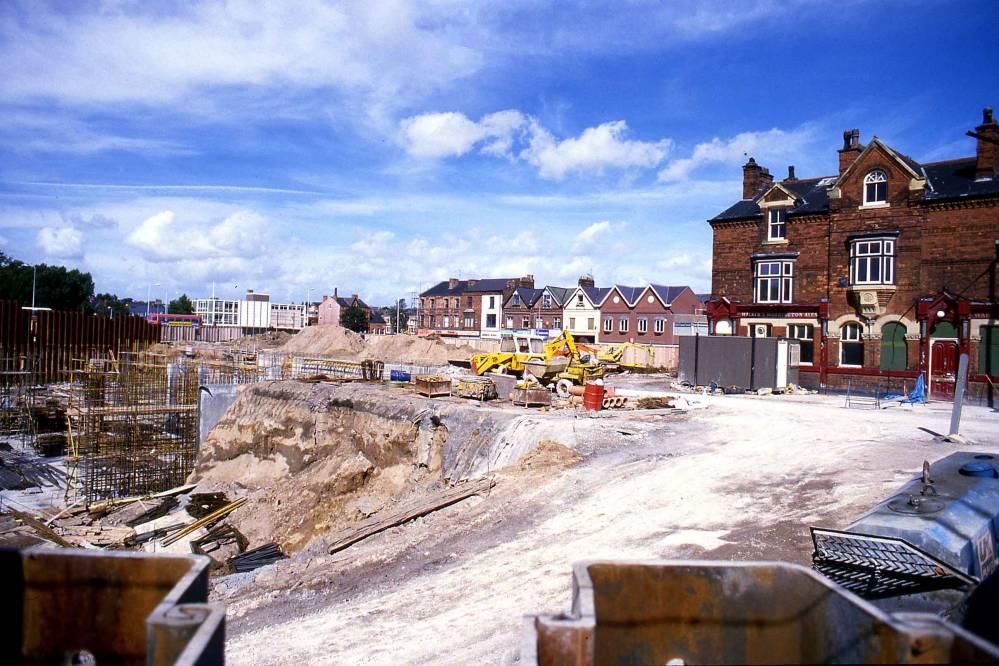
[582, 382, 605, 411]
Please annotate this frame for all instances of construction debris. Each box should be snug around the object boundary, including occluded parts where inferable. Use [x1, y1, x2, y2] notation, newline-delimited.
[452, 375, 497, 401]
[230, 542, 286, 572]
[414, 374, 452, 397]
[162, 496, 247, 547]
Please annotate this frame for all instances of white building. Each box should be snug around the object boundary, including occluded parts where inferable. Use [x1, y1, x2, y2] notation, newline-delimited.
[194, 290, 306, 332]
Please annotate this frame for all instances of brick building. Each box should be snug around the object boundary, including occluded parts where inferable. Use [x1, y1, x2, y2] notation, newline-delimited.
[707, 107, 999, 401]
[598, 285, 703, 344]
[317, 291, 383, 333]
[502, 286, 573, 334]
[562, 277, 607, 343]
[419, 276, 535, 337]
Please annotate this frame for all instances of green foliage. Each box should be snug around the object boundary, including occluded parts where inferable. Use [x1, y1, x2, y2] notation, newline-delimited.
[0, 251, 95, 310]
[168, 293, 195, 315]
[340, 304, 369, 333]
[395, 299, 409, 332]
[91, 292, 131, 318]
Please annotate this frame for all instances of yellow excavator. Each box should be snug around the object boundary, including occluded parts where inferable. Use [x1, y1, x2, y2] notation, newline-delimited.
[470, 331, 605, 388]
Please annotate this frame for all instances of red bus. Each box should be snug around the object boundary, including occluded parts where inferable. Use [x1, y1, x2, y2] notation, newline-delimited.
[146, 313, 201, 328]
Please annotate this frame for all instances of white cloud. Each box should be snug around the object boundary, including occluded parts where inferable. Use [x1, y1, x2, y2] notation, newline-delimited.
[399, 110, 671, 180]
[0, 1, 482, 113]
[37, 226, 84, 258]
[126, 209, 272, 262]
[399, 110, 527, 159]
[522, 120, 672, 181]
[658, 126, 819, 182]
[571, 220, 614, 255]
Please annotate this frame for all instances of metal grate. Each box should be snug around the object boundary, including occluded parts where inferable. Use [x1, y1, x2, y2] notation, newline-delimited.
[811, 527, 975, 598]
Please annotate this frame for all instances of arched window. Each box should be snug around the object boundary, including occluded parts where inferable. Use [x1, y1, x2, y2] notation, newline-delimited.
[880, 322, 907, 371]
[841, 322, 864, 366]
[863, 169, 888, 205]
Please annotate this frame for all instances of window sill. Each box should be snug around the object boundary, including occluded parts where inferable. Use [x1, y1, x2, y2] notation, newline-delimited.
[847, 285, 896, 291]
[838, 363, 863, 369]
[859, 202, 889, 210]
[763, 239, 788, 245]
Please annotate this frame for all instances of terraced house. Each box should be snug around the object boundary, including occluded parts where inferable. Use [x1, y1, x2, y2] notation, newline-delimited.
[419, 276, 535, 337]
[598, 285, 704, 345]
[707, 107, 999, 401]
[502, 285, 573, 335]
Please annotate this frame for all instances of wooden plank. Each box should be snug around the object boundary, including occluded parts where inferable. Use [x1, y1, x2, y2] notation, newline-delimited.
[327, 478, 496, 555]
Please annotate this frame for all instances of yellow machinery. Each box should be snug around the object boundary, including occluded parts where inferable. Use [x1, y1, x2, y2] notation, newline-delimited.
[471, 331, 605, 387]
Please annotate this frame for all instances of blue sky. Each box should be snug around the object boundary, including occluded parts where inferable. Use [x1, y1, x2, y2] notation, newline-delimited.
[1, 0, 996, 305]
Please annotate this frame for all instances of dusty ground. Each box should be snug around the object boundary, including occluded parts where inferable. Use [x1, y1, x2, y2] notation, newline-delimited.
[220, 383, 998, 665]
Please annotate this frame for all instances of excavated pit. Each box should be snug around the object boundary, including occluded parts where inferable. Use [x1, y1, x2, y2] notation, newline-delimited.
[191, 381, 575, 553]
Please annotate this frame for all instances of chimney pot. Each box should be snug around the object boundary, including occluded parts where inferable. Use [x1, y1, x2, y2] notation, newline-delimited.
[787, 165, 796, 180]
[975, 105, 999, 180]
[742, 157, 772, 199]
[839, 128, 864, 175]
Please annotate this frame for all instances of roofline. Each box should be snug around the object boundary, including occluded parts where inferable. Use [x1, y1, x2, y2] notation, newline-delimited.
[835, 136, 923, 186]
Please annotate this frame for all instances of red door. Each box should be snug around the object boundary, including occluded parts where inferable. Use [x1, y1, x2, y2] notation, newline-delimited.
[931, 340, 959, 400]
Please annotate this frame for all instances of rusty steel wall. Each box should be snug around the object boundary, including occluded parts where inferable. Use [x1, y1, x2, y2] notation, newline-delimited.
[0, 300, 160, 384]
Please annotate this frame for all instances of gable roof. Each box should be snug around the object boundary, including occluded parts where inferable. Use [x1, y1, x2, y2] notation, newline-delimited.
[603, 285, 645, 306]
[505, 287, 543, 307]
[835, 137, 923, 186]
[648, 284, 692, 306]
[710, 136, 999, 224]
[544, 286, 574, 306]
[369, 310, 386, 324]
[579, 286, 610, 305]
[335, 295, 371, 310]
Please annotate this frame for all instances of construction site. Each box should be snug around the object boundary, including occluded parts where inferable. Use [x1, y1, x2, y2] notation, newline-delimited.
[3, 308, 999, 665]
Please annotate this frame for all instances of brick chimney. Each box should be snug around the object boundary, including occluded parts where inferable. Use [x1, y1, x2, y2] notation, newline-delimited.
[838, 129, 863, 175]
[519, 274, 535, 288]
[742, 157, 773, 199]
[448, 277, 460, 289]
[578, 274, 595, 289]
[785, 165, 796, 181]
[975, 107, 998, 180]
[467, 279, 478, 288]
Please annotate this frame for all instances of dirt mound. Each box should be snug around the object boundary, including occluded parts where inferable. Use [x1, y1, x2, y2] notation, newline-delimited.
[281, 326, 474, 365]
[281, 325, 365, 356]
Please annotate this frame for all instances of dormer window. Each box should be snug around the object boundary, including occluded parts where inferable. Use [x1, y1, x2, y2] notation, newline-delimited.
[542, 293, 552, 308]
[767, 208, 787, 241]
[863, 169, 888, 205]
[512, 294, 521, 307]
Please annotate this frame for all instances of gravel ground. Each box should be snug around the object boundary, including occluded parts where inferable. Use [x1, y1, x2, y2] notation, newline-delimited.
[221, 386, 998, 665]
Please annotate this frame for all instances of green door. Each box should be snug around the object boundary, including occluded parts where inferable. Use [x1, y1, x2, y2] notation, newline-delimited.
[880, 322, 907, 371]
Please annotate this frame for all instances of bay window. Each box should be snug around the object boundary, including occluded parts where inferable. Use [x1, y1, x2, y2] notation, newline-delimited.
[850, 237, 895, 286]
[754, 259, 794, 303]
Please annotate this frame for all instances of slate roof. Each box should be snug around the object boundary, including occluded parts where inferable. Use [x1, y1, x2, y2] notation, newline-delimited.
[336, 296, 371, 310]
[369, 311, 386, 324]
[711, 151, 998, 223]
[545, 286, 574, 306]
[649, 285, 690, 305]
[506, 287, 543, 307]
[466, 278, 515, 292]
[420, 280, 466, 297]
[610, 285, 645, 306]
[922, 158, 999, 201]
[581, 286, 610, 304]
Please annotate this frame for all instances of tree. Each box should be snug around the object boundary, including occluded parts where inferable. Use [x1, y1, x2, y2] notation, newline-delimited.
[91, 292, 131, 318]
[340, 304, 369, 333]
[0, 252, 94, 310]
[168, 293, 195, 315]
